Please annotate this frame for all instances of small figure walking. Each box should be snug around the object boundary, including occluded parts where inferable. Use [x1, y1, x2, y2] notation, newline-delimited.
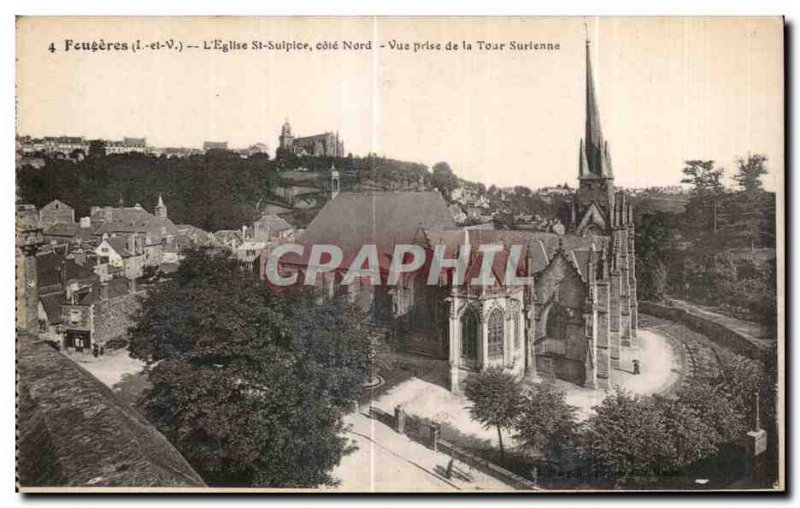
[92, 343, 99, 358]
[632, 359, 640, 375]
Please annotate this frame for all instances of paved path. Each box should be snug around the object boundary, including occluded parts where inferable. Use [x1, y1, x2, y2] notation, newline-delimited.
[640, 314, 725, 395]
[328, 409, 514, 492]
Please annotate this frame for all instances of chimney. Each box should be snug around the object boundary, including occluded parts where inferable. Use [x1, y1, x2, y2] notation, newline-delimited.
[127, 277, 137, 294]
[100, 281, 109, 300]
[73, 249, 85, 266]
[79, 216, 91, 229]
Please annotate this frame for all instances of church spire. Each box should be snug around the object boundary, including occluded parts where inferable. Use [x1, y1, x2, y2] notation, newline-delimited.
[154, 193, 167, 219]
[584, 36, 609, 179]
[578, 138, 589, 178]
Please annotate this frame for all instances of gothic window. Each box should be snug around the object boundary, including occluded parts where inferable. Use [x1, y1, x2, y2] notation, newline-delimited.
[488, 308, 504, 361]
[461, 309, 478, 361]
[546, 305, 568, 347]
[514, 312, 520, 350]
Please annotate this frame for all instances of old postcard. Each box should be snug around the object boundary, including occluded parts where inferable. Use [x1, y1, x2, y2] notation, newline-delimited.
[15, 16, 784, 492]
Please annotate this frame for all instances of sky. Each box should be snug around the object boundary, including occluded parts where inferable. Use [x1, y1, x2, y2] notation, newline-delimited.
[16, 17, 783, 191]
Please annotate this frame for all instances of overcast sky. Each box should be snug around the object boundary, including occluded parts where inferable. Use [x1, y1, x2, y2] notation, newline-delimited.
[17, 17, 783, 191]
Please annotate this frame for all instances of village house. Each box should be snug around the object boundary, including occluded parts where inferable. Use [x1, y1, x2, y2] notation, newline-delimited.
[90, 195, 178, 268]
[252, 213, 295, 241]
[38, 199, 75, 230]
[95, 235, 145, 280]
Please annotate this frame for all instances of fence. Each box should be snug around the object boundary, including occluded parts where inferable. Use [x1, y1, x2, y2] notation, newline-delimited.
[367, 405, 538, 490]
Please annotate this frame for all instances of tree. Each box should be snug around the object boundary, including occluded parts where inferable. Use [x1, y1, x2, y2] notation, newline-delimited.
[463, 367, 523, 459]
[579, 389, 721, 482]
[431, 161, 458, 199]
[681, 160, 726, 236]
[88, 139, 106, 158]
[128, 249, 373, 487]
[681, 160, 725, 197]
[514, 185, 532, 197]
[733, 154, 768, 196]
[635, 212, 674, 301]
[514, 382, 577, 463]
[676, 383, 746, 443]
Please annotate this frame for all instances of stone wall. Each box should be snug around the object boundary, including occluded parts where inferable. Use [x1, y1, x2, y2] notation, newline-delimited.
[94, 291, 143, 344]
[638, 301, 773, 362]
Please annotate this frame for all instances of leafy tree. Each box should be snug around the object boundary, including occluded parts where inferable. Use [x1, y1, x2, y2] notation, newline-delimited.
[681, 160, 727, 237]
[431, 161, 458, 199]
[579, 389, 721, 482]
[463, 367, 523, 459]
[733, 154, 768, 196]
[681, 160, 725, 197]
[638, 257, 667, 301]
[128, 249, 373, 487]
[514, 382, 577, 462]
[513, 185, 532, 197]
[676, 383, 746, 443]
[635, 212, 674, 301]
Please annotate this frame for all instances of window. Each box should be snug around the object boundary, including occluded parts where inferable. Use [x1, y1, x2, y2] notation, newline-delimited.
[461, 310, 478, 360]
[488, 308, 504, 361]
[514, 312, 520, 349]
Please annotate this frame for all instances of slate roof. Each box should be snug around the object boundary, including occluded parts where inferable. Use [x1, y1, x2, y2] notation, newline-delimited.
[420, 229, 606, 277]
[91, 206, 178, 241]
[254, 214, 294, 234]
[36, 252, 97, 289]
[103, 236, 137, 258]
[43, 223, 95, 243]
[283, 191, 455, 266]
[17, 335, 206, 488]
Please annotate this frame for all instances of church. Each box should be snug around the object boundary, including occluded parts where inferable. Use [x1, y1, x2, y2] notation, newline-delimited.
[270, 39, 638, 392]
[278, 119, 345, 158]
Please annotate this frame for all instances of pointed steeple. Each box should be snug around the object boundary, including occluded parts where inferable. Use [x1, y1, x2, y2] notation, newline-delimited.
[154, 193, 167, 218]
[584, 37, 608, 178]
[578, 138, 589, 178]
[602, 140, 614, 178]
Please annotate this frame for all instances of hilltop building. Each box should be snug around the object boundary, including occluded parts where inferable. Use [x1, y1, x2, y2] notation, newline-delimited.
[278, 119, 345, 157]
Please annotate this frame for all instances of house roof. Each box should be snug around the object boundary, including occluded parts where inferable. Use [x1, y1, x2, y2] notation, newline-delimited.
[17, 336, 205, 488]
[41, 199, 74, 213]
[103, 236, 137, 258]
[39, 294, 64, 323]
[36, 252, 97, 289]
[254, 214, 293, 233]
[213, 230, 243, 246]
[91, 206, 178, 240]
[43, 223, 94, 242]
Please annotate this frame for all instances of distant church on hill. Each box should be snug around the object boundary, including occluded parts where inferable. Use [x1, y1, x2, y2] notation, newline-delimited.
[277, 119, 345, 158]
[271, 38, 638, 393]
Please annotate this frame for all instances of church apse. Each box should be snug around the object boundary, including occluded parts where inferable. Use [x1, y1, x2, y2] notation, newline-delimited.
[531, 248, 591, 386]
